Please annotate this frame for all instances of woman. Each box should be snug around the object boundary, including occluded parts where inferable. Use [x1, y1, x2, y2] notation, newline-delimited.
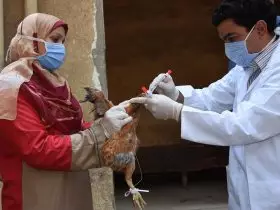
[0, 13, 132, 210]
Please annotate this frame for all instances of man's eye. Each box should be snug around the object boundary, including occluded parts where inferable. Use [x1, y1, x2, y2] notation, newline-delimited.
[228, 37, 234, 42]
[226, 36, 237, 43]
[51, 38, 59, 43]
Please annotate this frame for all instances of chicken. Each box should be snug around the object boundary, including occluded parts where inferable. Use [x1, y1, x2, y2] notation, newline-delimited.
[81, 87, 147, 209]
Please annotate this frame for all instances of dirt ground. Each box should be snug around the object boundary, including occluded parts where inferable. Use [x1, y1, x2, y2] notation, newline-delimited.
[0, 169, 227, 210]
[115, 169, 228, 210]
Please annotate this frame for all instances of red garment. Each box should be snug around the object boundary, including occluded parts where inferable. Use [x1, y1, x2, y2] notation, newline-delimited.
[0, 67, 90, 210]
[22, 64, 84, 134]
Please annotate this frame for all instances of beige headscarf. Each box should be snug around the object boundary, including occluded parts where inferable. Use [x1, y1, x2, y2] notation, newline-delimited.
[0, 13, 68, 120]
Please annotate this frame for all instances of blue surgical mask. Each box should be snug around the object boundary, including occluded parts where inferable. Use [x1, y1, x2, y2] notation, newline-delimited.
[21, 35, 66, 71]
[37, 42, 65, 71]
[225, 26, 258, 67]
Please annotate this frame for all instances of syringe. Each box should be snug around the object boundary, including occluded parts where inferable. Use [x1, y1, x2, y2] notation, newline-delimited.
[141, 70, 173, 97]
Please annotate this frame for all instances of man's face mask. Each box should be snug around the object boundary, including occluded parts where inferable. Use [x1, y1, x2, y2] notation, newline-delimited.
[21, 35, 66, 71]
[224, 25, 258, 67]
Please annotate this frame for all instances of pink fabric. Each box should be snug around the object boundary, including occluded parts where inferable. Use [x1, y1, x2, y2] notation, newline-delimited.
[6, 13, 67, 63]
[21, 64, 83, 134]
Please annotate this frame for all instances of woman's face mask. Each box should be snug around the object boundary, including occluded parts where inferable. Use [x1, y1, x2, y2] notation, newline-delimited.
[224, 25, 258, 67]
[21, 34, 66, 71]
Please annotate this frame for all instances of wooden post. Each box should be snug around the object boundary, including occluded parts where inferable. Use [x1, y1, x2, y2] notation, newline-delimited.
[89, 168, 116, 210]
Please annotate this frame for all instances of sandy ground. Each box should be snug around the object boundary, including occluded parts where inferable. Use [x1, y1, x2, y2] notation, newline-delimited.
[115, 171, 228, 210]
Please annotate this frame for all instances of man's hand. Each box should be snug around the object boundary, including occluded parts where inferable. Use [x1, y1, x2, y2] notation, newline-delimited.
[129, 94, 183, 121]
[100, 105, 133, 138]
[149, 74, 179, 101]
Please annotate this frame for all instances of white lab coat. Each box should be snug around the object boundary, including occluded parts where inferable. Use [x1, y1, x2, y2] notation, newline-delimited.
[177, 43, 280, 210]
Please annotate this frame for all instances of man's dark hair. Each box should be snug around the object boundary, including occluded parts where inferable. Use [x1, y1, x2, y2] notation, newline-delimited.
[212, 0, 278, 33]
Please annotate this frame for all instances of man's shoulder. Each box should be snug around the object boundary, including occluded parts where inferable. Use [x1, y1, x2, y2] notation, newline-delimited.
[223, 65, 245, 82]
[229, 65, 244, 73]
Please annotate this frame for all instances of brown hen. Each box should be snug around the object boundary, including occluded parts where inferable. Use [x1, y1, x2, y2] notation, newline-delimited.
[81, 87, 147, 209]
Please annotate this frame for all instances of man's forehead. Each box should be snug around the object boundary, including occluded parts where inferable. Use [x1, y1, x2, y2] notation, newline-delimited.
[217, 19, 246, 39]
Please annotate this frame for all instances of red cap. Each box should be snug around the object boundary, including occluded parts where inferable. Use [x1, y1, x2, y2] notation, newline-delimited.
[141, 86, 148, 93]
[167, 70, 172, 74]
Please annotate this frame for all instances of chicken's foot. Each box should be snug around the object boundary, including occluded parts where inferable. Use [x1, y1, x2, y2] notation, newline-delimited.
[125, 178, 147, 210]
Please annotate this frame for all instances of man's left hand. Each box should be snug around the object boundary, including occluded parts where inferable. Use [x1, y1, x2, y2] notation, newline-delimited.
[129, 94, 183, 121]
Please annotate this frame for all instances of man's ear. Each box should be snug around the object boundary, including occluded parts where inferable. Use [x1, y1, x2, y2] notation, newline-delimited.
[256, 20, 268, 37]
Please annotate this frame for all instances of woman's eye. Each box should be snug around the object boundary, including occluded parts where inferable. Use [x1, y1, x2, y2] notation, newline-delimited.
[48, 35, 64, 43]
[50, 37, 60, 43]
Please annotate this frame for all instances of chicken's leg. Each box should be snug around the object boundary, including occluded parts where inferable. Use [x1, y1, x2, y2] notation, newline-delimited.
[125, 163, 147, 209]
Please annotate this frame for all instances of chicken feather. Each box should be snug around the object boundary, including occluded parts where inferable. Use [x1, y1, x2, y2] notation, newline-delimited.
[81, 87, 146, 209]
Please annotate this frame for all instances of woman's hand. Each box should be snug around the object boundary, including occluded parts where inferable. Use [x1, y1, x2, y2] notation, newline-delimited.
[100, 105, 133, 138]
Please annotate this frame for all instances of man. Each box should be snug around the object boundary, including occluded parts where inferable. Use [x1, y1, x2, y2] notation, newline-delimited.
[130, 0, 280, 209]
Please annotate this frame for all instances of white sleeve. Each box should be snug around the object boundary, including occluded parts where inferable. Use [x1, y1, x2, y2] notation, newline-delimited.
[176, 67, 240, 113]
[180, 73, 280, 146]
